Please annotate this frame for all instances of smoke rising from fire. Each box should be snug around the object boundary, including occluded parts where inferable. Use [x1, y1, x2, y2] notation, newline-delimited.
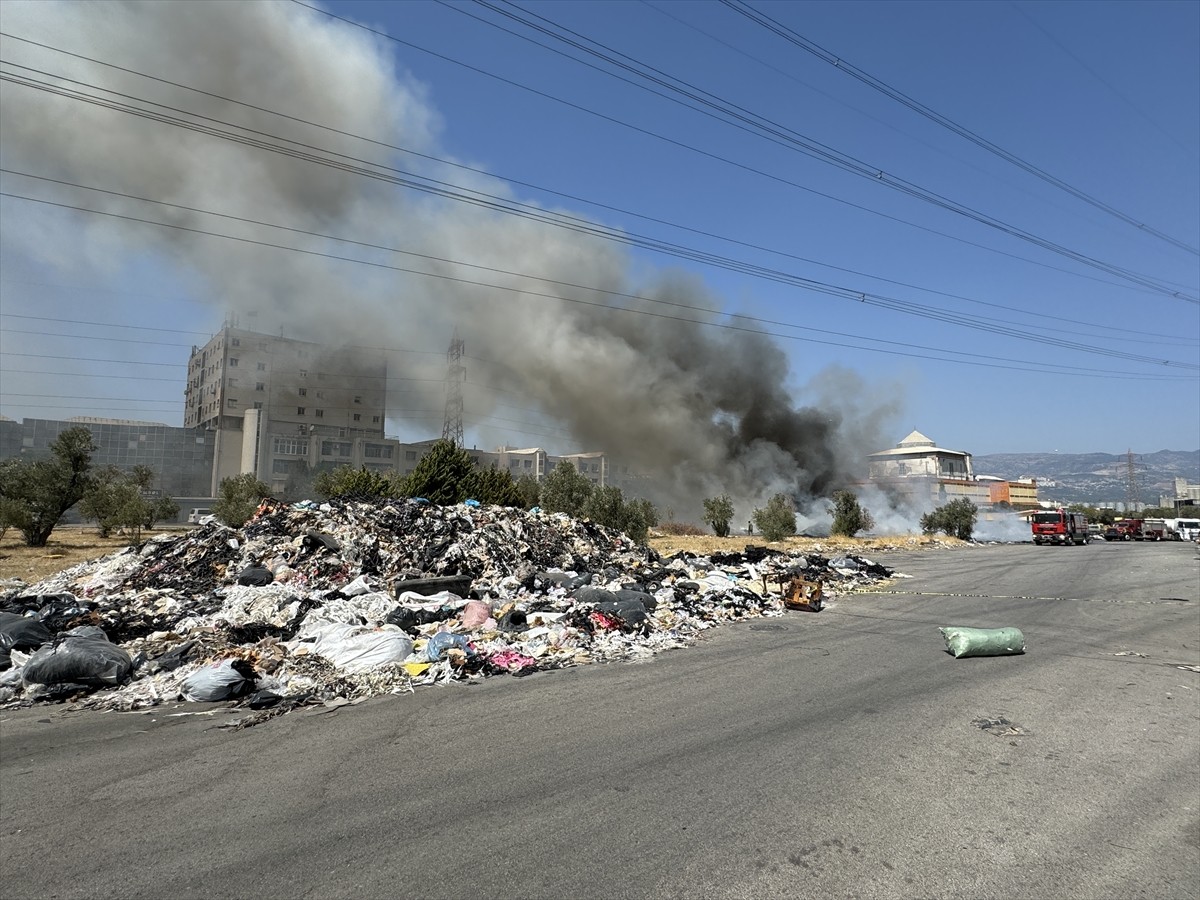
[0, 0, 902, 516]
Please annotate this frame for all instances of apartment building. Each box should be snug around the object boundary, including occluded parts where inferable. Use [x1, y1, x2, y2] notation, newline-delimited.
[184, 326, 388, 494]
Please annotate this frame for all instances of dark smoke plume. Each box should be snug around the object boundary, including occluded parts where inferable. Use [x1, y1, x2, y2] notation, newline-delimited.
[0, 0, 901, 519]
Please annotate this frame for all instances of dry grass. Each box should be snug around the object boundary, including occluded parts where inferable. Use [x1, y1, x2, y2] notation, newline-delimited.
[646, 531, 965, 557]
[0, 525, 189, 585]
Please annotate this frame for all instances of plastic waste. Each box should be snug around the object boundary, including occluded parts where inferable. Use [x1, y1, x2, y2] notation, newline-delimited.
[181, 659, 259, 701]
[425, 631, 472, 662]
[302, 623, 414, 673]
[236, 566, 274, 586]
[939, 626, 1026, 658]
[463, 499, 481, 507]
[22, 632, 134, 687]
[460, 600, 493, 629]
[0, 613, 54, 664]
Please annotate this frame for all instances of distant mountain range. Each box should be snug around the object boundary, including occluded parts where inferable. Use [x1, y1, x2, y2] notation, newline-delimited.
[972, 450, 1200, 505]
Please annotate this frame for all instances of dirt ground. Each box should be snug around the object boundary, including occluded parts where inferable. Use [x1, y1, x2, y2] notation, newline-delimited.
[0, 525, 191, 584]
[0, 523, 964, 586]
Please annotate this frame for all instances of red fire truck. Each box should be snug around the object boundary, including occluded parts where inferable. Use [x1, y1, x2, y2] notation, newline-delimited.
[1031, 509, 1089, 545]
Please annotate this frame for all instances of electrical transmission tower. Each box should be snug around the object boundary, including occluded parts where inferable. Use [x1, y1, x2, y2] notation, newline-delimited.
[442, 329, 465, 446]
[1125, 449, 1141, 512]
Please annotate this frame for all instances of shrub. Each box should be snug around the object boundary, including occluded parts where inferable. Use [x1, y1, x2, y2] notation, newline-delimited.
[752, 493, 797, 542]
[921, 498, 978, 541]
[703, 495, 735, 537]
[830, 489, 874, 538]
[539, 461, 594, 517]
[213, 473, 271, 528]
[658, 521, 707, 536]
[313, 466, 399, 501]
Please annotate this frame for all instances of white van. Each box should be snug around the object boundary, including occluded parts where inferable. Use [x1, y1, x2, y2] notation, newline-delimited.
[1175, 519, 1200, 542]
[187, 508, 213, 524]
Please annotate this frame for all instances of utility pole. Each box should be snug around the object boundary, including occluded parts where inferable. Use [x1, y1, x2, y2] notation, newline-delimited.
[441, 329, 465, 447]
[1125, 449, 1141, 513]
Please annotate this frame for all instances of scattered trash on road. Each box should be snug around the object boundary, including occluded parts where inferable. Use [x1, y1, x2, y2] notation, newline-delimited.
[939, 625, 1026, 658]
[0, 499, 899, 720]
[972, 715, 1029, 737]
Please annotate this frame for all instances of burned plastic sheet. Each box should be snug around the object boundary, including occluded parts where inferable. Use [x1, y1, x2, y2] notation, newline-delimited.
[0, 499, 898, 720]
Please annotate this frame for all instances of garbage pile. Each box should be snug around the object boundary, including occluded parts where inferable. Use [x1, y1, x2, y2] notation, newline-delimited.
[1, 499, 896, 724]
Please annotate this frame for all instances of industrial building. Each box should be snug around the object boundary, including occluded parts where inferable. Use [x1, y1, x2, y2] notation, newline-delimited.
[0, 416, 215, 500]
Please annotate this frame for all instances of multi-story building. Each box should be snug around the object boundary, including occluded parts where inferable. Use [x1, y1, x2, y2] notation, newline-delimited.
[184, 326, 388, 494]
[867, 430, 1037, 509]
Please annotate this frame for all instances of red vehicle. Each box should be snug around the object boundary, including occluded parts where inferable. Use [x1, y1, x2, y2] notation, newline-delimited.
[1031, 509, 1089, 545]
[1106, 518, 1142, 541]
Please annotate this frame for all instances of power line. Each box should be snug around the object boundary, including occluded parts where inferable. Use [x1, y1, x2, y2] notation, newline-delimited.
[720, 0, 1199, 255]
[3, 175, 1195, 372]
[4, 299, 1195, 384]
[276, 5, 1196, 302]
[2, 34, 1195, 315]
[7, 167, 1196, 354]
[433, 0, 1197, 297]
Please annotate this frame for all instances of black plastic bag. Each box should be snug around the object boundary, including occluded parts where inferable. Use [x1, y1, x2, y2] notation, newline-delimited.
[22, 633, 134, 687]
[0, 612, 54, 660]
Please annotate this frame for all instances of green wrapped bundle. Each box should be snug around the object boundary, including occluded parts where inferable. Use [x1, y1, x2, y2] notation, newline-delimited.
[938, 626, 1025, 658]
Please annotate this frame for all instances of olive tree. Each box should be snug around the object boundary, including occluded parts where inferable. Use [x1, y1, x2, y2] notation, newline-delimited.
[0, 426, 96, 547]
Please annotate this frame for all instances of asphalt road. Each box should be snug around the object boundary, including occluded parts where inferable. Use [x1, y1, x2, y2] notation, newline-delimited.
[2, 541, 1198, 899]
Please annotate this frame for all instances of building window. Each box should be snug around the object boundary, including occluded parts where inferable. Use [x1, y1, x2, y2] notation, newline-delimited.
[372, 415, 380, 423]
[524, 460, 532, 469]
[257, 362, 266, 371]
[228, 377, 238, 387]
[315, 409, 324, 418]
[405, 450, 417, 461]
[298, 387, 307, 397]
[354, 395, 362, 404]
[364, 444, 393, 459]
[232, 338, 240, 347]
[299, 369, 308, 378]
[352, 413, 361, 422]
[316, 391, 324, 399]
[253, 401, 263, 410]
[297, 407, 306, 415]
[320, 440, 352, 458]
[510, 460, 520, 468]
[229, 358, 238, 367]
[256, 383, 265, 391]
[272, 437, 308, 455]
[228, 398, 238, 407]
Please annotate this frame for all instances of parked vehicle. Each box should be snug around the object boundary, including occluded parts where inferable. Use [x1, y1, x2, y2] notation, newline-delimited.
[1138, 518, 1168, 541]
[1031, 509, 1089, 545]
[1106, 519, 1142, 541]
[187, 508, 213, 524]
[1172, 518, 1200, 542]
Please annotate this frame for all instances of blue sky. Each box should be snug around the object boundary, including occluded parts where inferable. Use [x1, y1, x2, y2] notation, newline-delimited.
[1, 0, 1197, 460]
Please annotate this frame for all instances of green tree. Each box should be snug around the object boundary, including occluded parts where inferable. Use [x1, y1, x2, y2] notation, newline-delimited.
[830, 489, 874, 537]
[920, 498, 978, 540]
[514, 473, 541, 509]
[628, 497, 658, 531]
[401, 440, 479, 505]
[462, 464, 525, 507]
[539, 461, 594, 517]
[212, 472, 271, 527]
[703, 495, 735, 537]
[147, 495, 180, 529]
[81, 466, 150, 539]
[0, 426, 97, 547]
[313, 465, 399, 501]
[752, 493, 797, 542]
